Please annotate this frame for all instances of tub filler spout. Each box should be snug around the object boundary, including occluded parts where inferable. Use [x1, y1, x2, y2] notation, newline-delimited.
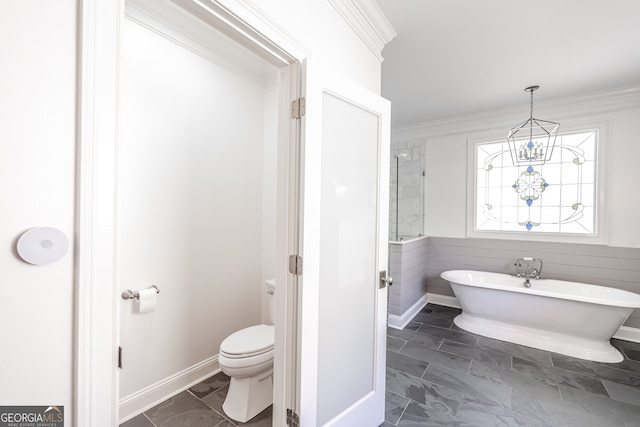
[514, 257, 543, 287]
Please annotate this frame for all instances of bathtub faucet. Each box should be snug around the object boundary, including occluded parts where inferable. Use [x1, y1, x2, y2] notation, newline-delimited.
[514, 257, 543, 287]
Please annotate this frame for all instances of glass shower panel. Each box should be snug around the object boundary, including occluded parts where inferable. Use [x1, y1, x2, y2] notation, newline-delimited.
[389, 144, 425, 241]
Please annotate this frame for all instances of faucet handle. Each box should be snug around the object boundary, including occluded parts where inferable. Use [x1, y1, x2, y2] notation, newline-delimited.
[513, 258, 524, 277]
[533, 258, 543, 279]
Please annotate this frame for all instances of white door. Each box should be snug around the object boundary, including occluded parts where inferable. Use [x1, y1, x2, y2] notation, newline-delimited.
[297, 73, 391, 426]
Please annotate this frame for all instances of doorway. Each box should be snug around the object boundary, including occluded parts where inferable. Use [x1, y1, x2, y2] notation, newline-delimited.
[75, 0, 303, 425]
[118, 3, 281, 421]
[77, 1, 391, 425]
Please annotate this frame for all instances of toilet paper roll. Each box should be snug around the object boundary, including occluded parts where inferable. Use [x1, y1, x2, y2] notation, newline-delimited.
[136, 288, 157, 314]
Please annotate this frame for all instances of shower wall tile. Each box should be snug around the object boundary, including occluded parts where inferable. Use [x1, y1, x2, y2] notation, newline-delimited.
[390, 139, 426, 241]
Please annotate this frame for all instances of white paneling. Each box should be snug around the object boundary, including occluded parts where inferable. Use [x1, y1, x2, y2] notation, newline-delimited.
[389, 237, 429, 316]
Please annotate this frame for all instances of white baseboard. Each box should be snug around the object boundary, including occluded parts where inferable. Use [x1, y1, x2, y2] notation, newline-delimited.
[388, 294, 428, 330]
[119, 355, 220, 423]
[426, 293, 460, 309]
[613, 326, 640, 344]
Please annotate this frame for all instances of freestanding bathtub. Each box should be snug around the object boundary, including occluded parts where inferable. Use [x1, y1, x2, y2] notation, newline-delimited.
[440, 270, 640, 363]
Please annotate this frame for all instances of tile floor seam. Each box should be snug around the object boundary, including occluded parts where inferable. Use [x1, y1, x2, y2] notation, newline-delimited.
[197, 391, 233, 425]
[142, 413, 157, 427]
[601, 379, 612, 399]
[558, 383, 565, 406]
[395, 399, 410, 426]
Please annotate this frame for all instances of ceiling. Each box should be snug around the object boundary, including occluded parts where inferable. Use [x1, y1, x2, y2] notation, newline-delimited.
[377, 0, 640, 128]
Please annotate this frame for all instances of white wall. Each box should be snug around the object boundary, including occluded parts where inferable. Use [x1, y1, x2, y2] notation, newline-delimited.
[118, 16, 277, 405]
[392, 86, 640, 249]
[1, 0, 385, 421]
[0, 0, 76, 421]
[236, 0, 383, 94]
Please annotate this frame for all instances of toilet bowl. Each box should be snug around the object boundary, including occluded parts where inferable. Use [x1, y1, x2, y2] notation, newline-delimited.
[219, 279, 276, 423]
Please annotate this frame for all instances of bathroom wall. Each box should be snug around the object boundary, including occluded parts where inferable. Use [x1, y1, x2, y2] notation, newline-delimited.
[0, 0, 76, 421]
[392, 86, 640, 330]
[1, 0, 386, 419]
[117, 16, 277, 414]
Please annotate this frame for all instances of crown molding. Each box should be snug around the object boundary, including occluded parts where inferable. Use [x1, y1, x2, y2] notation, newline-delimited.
[392, 84, 640, 141]
[328, 0, 397, 62]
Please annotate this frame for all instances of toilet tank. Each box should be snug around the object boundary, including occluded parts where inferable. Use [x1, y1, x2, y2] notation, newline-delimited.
[265, 278, 276, 325]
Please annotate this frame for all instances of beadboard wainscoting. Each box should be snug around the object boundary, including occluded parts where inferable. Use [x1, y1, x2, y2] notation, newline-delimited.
[422, 237, 640, 334]
[388, 236, 429, 329]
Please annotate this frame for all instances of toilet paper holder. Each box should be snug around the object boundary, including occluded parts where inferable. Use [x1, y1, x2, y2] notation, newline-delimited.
[122, 285, 160, 300]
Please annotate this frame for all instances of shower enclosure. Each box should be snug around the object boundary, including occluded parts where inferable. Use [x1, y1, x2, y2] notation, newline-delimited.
[388, 142, 429, 329]
[389, 144, 426, 242]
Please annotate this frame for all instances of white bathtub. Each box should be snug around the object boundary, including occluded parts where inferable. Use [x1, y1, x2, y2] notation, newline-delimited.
[440, 270, 640, 363]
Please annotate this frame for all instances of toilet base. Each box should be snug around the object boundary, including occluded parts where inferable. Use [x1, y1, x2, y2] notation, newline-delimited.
[222, 370, 273, 423]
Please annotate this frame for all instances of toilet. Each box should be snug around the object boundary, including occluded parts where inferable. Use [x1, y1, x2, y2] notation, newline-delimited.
[219, 279, 276, 422]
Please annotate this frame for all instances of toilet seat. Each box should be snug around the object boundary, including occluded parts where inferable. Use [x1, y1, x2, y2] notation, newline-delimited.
[220, 324, 274, 358]
[219, 324, 274, 373]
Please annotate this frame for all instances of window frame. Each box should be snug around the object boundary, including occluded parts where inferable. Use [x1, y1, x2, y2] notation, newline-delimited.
[466, 121, 609, 244]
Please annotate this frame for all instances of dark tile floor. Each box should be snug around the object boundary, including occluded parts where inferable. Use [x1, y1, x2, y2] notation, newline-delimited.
[122, 303, 640, 426]
[120, 373, 271, 427]
[383, 304, 640, 427]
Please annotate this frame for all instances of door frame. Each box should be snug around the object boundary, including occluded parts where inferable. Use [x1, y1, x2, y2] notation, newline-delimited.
[76, 1, 307, 425]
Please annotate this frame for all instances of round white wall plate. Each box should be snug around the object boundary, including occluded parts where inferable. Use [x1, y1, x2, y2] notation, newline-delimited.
[17, 227, 70, 265]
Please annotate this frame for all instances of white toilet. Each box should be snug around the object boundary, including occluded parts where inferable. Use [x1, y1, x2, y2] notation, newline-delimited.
[219, 279, 276, 423]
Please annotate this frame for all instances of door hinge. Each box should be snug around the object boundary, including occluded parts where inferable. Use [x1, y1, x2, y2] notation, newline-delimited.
[289, 255, 303, 275]
[286, 408, 300, 427]
[118, 346, 123, 369]
[291, 97, 305, 119]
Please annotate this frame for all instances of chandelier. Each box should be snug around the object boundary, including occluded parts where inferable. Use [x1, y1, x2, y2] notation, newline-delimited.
[507, 85, 559, 166]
